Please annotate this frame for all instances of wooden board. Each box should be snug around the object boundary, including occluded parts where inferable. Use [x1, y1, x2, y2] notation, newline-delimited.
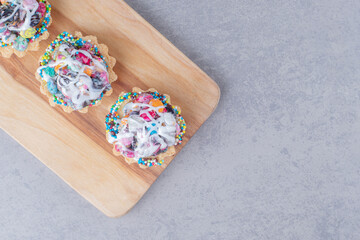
[0, 0, 220, 217]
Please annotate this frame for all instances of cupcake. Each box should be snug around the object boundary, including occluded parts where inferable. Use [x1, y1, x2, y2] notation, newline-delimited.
[36, 31, 117, 113]
[105, 88, 187, 168]
[0, 0, 52, 58]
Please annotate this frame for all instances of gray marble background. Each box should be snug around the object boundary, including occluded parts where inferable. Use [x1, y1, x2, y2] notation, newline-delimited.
[1, 0, 360, 239]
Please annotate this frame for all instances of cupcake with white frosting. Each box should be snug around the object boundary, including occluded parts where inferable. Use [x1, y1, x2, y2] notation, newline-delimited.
[36, 31, 117, 113]
[0, 0, 52, 58]
[105, 88, 186, 168]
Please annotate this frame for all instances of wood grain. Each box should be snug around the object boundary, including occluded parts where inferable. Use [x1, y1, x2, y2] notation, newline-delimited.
[0, 0, 220, 217]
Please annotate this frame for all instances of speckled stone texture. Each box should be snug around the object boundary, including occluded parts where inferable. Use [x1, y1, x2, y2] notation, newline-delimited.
[1, 0, 360, 239]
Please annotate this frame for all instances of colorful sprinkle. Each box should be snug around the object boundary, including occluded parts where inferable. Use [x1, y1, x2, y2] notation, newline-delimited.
[105, 91, 187, 167]
[0, 0, 51, 49]
[38, 31, 109, 109]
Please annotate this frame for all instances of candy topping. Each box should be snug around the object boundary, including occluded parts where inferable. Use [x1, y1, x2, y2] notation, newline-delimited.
[106, 91, 186, 167]
[0, 0, 51, 49]
[37, 32, 110, 110]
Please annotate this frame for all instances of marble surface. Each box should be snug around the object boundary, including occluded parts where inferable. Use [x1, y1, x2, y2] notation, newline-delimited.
[1, 0, 360, 239]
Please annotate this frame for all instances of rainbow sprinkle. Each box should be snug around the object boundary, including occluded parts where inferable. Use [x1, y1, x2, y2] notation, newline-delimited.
[0, 0, 51, 48]
[38, 31, 108, 109]
[105, 91, 187, 167]
[39, 31, 107, 67]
